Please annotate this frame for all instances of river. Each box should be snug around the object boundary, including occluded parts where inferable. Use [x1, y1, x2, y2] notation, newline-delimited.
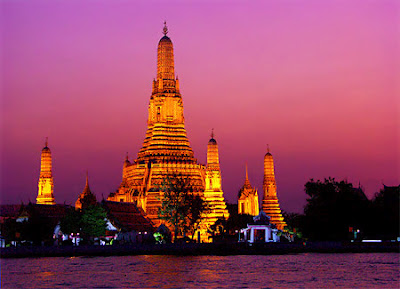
[1, 253, 398, 288]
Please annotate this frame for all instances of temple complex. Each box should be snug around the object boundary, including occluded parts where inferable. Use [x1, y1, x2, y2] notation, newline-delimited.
[36, 138, 55, 205]
[201, 132, 230, 235]
[107, 23, 210, 233]
[75, 172, 97, 210]
[261, 147, 287, 230]
[238, 165, 259, 216]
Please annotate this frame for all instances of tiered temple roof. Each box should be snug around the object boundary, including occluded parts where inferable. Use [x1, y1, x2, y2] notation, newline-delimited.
[107, 23, 205, 226]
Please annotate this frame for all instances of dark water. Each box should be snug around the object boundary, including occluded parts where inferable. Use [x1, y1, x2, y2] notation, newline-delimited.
[1, 253, 399, 288]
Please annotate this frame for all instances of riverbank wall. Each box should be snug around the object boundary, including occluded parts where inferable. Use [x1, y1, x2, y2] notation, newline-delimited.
[1, 242, 399, 258]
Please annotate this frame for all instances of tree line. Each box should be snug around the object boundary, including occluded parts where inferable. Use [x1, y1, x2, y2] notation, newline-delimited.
[284, 178, 399, 241]
[2, 176, 398, 245]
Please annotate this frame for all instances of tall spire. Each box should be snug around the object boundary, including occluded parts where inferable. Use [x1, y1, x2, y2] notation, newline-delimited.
[157, 22, 175, 82]
[45, 137, 48, 148]
[204, 132, 230, 231]
[84, 171, 90, 192]
[243, 163, 252, 188]
[36, 139, 55, 205]
[207, 130, 219, 169]
[262, 148, 286, 230]
[110, 25, 205, 234]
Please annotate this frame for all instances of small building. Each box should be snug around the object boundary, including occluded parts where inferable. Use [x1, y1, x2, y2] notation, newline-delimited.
[239, 211, 280, 243]
[238, 164, 259, 216]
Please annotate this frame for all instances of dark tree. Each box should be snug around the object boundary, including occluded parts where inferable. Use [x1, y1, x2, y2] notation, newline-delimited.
[225, 204, 254, 235]
[158, 173, 209, 242]
[369, 185, 400, 240]
[80, 204, 107, 241]
[23, 214, 54, 245]
[1, 218, 24, 245]
[60, 208, 82, 235]
[303, 178, 369, 241]
[282, 211, 304, 240]
[185, 194, 210, 240]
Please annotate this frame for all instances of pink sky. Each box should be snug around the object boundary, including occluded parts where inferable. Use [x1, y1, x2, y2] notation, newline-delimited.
[2, 0, 399, 212]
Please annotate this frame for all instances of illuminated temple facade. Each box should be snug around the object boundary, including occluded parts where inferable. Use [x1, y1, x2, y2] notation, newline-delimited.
[107, 24, 229, 239]
[238, 165, 259, 216]
[36, 138, 56, 205]
[262, 148, 287, 230]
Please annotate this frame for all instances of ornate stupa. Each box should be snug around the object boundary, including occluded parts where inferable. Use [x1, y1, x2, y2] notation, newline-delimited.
[107, 22, 205, 225]
[261, 147, 287, 230]
[36, 138, 55, 205]
[75, 172, 97, 210]
[202, 130, 229, 233]
[238, 164, 259, 216]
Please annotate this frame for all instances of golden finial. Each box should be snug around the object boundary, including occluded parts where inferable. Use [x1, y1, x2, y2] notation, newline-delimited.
[267, 144, 270, 153]
[163, 21, 168, 36]
[211, 128, 214, 139]
[245, 163, 249, 181]
[126, 152, 129, 161]
[45, 137, 48, 147]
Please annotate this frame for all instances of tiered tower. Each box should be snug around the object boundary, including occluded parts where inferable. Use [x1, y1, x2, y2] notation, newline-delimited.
[75, 172, 97, 210]
[108, 23, 205, 225]
[36, 138, 55, 205]
[202, 131, 229, 235]
[238, 164, 259, 216]
[261, 147, 287, 230]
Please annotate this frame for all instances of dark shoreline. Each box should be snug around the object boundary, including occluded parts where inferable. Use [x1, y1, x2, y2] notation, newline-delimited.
[1, 242, 399, 258]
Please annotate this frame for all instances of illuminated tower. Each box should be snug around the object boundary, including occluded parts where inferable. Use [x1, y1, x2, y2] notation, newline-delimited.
[202, 130, 229, 235]
[238, 164, 259, 216]
[108, 22, 205, 226]
[36, 138, 55, 205]
[75, 172, 97, 210]
[262, 147, 287, 230]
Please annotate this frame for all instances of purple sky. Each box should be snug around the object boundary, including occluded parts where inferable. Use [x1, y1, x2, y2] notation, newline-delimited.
[2, 0, 399, 213]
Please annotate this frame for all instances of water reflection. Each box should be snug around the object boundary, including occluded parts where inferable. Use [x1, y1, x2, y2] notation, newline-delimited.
[1, 253, 399, 288]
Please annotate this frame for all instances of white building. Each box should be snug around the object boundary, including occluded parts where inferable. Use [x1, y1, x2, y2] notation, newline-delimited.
[239, 211, 280, 243]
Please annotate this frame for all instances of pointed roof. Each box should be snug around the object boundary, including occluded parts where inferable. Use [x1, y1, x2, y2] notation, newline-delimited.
[244, 163, 251, 188]
[208, 128, 217, 144]
[163, 21, 168, 36]
[265, 144, 272, 157]
[42, 137, 50, 152]
[238, 164, 257, 199]
[75, 172, 97, 209]
[82, 171, 91, 195]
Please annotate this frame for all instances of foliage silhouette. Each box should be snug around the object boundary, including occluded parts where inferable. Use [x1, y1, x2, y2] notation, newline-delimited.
[80, 204, 107, 240]
[303, 178, 370, 241]
[157, 173, 209, 242]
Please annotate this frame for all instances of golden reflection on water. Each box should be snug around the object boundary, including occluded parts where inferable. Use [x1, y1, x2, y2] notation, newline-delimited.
[39, 271, 55, 277]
